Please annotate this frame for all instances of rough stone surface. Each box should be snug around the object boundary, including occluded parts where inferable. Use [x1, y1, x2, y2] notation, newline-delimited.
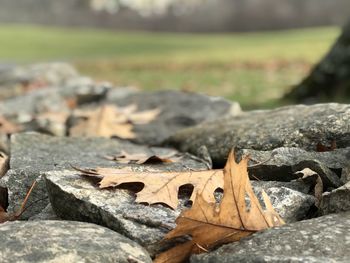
[166, 103, 350, 166]
[0, 88, 70, 118]
[341, 164, 350, 183]
[320, 182, 350, 215]
[0, 132, 205, 219]
[45, 171, 314, 255]
[236, 147, 347, 187]
[28, 204, 59, 221]
[191, 211, 350, 263]
[0, 220, 152, 263]
[111, 90, 242, 145]
[252, 184, 315, 222]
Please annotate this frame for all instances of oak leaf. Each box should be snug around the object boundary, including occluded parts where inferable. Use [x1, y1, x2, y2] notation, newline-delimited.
[154, 151, 285, 263]
[75, 166, 224, 210]
[69, 105, 136, 139]
[69, 104, 160, 139]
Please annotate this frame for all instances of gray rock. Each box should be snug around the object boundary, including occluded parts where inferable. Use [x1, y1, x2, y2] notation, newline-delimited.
[28, 204, 59, 221]
[45, 170, 177, 256]
[251, 180, 311, 195]
[0, 220, 152, 263]
[0, 132, 204, 219]
[0, 63, 78, 100]
[111, 90, 242, 145]
[0, 80, 111, 116]
[61, 77, 111, 105]
[1, 63, 78, 85]
[252, 184, 315, 222]
[320, 182, 350, 215]
[191, 211, 350, 263]
[236, 147, 346, 187]
[106, 86, 139, 101]
[45, 171, 314, 255]
[0, 88, 70, 118]
[166, 103, 350, 166]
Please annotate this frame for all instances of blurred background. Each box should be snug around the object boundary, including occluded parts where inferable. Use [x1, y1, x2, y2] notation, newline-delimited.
[1, 0, 349, 109]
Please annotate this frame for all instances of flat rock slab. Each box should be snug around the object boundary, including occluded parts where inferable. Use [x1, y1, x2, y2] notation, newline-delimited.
[0, 133, 206, 219]
[191, 211, 350, 263]
[45, 170, 314, 255]
[110, 90, 242, 145]
[0, 220, 151, 263]
[236, 147, 348, 186]
[166, 103, 350, 166]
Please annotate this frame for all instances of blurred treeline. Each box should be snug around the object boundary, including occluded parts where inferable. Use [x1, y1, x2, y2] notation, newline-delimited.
[0, 0, 349, 32]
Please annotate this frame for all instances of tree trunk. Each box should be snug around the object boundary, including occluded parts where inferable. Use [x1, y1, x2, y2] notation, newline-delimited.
[285, 21, 350, 102]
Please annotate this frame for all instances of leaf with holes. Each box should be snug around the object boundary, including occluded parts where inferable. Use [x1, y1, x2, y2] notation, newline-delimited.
[154, 151, 285, 263]
[74, 166, 223, 210]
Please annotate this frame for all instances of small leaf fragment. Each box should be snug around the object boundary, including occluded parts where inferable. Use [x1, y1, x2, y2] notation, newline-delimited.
[295, 168, 323, 207]
[127, 107, 161, 125]
[0, 152, 9, 178]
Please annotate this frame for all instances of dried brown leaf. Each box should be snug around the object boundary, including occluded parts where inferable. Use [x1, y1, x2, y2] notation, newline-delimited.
[295, 168, 323, 207]
[0, 152, 9, 178]
[154, 151, 285, 263]
[76, 166, 223, 210]
[117, 104, 161, 125]
[128, 108, 161, 125]
[69, 105, 136, 139]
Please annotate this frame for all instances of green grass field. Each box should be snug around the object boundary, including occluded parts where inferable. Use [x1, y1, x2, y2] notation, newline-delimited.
[0, 24, 340, 108]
